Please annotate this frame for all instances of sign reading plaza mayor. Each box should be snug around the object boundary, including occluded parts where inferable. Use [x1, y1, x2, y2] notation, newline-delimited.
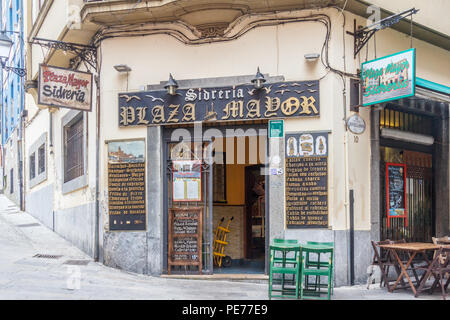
[38, 64, 93, 112]
[118, 80, 320, 126]
[362, 48, 416, 106]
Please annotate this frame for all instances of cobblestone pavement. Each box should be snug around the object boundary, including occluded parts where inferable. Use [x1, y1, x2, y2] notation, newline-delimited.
[0, 195, 444, 300]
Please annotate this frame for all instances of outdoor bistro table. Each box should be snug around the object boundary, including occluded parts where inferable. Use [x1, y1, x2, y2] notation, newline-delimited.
[378, 242, 440, 296]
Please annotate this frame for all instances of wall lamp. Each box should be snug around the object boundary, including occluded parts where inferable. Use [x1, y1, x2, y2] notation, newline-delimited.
[251, 67, 266, 90]
[114, 64, 132, 73]
[164, 73, 179, 95]
[0, 31, 26, 77]
[304, 53, 320, 62]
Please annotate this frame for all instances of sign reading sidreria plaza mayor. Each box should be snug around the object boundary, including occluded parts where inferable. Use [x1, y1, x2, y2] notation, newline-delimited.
[361, 48, 416, 106]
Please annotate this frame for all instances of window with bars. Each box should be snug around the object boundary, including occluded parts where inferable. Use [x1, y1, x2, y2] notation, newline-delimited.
[380, 107, 433, 136]
[30, 153, 36, 180]
[64, 114, 84, 183]
[38, 144, 45, 175]
[29, 133, 48, 189]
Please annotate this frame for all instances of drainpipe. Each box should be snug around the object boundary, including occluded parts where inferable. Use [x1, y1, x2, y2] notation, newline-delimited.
[94, 62, 101, 262]
[349, 189, 355, 285]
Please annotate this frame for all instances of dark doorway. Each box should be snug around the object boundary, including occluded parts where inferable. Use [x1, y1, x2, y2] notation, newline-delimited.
[245, 165, 265, 260]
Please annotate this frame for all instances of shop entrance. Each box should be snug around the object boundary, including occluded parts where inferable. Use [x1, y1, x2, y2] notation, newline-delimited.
[379, 106, 435, 242]
[163, 124, 268, 275]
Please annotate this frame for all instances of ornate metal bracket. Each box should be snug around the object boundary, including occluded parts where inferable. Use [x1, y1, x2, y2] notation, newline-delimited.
[347, 8, 419, 58]
[0, 60, 26, 77]
[30, 37, 97, 71]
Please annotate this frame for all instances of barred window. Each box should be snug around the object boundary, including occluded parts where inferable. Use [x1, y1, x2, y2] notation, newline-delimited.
[30, 153, 36, 180]
[38, 144, 45, 175]
[64, 114, 84, 183]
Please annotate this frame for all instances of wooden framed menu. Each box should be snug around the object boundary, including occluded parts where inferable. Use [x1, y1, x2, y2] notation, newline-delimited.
[168, 207, 202, 274]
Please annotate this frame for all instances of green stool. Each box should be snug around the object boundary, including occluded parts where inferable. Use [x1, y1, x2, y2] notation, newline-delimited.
[304, 241, 334, 294]
[269, 244, 301, 299]
[272, 239, 299, 289]
[301, 245, 334, 300]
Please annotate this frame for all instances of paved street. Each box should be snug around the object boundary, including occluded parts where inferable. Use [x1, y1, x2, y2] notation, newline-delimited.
[0, 195, 444, 300]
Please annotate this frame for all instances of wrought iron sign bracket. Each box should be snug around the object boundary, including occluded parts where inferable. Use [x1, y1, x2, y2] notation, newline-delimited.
[0, 60, 26, 77]
[347, 8, 419, 58]
[30, 37, 97, 71]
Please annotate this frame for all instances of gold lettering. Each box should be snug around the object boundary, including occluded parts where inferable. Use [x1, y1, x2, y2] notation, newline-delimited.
[167, 104, 180, 123]
[222, 100, 243, 120]
[152, 105, 165, 123]
[136, 107, 149, 124]
[264, 97, 280, 117]
[120, 107, 135, 126]
[246, 99, 261, 118]
[182, 103, 196, 122]
[299, 96, 319, 115]
[281, 97, 300, 116]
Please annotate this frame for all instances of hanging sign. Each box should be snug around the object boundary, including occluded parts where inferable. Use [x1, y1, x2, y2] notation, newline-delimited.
[118, 80, 320, 126]
[38, 64, 93, 111]
[107, 140, 146, 231]
[285, 132, 329, 228]
[361, 48, 415, 106]
[386, 163, 407, 228]
[172, 160, 202, 202]
[168, 207, 202, 274]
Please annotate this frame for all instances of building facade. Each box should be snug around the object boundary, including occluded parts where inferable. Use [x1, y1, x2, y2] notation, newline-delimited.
[22, 0, 450, 286]
[0, 0, 25, 207]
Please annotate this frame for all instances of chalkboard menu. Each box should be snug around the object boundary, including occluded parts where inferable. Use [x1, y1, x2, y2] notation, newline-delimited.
[285, 132, 329, 228]
[168, 207, 202, 274]
[107, 140, 146, 231]
[386, 163, 407, 227]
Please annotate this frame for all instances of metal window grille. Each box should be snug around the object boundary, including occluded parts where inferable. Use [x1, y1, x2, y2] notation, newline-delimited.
[38, 144, 45, 175]
[64, 116, 84, 183]
[30, 153, 36, 179]
[379, 107, 433, 136]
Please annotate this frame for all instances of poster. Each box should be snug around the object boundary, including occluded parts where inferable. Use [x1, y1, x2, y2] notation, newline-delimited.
[172, 160, 202, 202]
[285, 132, 329, 228]
[107, 140, 146, 231]
[386, 163, 407, 227]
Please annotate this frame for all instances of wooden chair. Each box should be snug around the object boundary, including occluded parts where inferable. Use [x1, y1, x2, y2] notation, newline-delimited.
[389, 239, 421, 286]
[370, 240, 394, 290]
[432, 237, 450, 277]
[415, 246, 450, 300]
[269, 245, 302, 299]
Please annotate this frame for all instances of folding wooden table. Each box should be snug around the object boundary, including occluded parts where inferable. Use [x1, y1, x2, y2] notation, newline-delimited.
[378, 242, 439, 296]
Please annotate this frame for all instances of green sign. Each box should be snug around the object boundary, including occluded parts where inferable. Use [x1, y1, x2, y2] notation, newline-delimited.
[269, 120, 284, 138]
[361, 48, 416, 106]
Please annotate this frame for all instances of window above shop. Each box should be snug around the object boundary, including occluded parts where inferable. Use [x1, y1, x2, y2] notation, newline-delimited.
[380, 107, 433, 136]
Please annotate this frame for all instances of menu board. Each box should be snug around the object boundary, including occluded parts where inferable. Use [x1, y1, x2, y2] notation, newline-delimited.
[168, 208, 202, 274]
[108, 162, 146, 230]
[386, 163, 407, 227]
[107, 140, 146, 231]
[172, 160, 202, 202]
[285, 132, 329, 228]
